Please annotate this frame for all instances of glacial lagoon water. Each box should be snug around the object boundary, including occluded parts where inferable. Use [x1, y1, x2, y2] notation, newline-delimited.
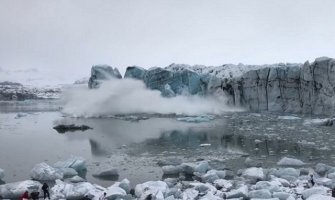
[0, 100, 335, 187]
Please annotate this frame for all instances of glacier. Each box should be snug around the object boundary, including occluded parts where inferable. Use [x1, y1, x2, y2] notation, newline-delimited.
[88, 57, 335, 116]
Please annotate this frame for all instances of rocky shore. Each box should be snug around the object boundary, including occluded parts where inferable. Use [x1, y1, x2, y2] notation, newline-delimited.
[1, 156, 335, 199]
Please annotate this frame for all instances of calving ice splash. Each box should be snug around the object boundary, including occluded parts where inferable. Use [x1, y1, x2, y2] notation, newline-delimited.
[62, 78, 241, 117]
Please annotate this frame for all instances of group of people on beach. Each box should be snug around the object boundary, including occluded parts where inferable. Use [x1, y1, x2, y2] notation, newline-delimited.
[20, 183, 50, 200]
[20, 182, 107, 200]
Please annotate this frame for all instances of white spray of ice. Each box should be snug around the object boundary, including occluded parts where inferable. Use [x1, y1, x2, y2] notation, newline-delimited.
[62, 79, 242, 117]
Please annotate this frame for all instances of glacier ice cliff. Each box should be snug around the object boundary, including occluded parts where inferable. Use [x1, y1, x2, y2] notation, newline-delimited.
[88, 57, 335, 115]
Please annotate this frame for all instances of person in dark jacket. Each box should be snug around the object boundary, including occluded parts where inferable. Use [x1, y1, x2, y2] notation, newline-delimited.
[20, 191, 29, 200]
[30, 191, 40, 200]
[42, 183, 50, 199]
[81, 195, 91, 200]
[310, 174, 315, 187]
[332, 188, 335, 197]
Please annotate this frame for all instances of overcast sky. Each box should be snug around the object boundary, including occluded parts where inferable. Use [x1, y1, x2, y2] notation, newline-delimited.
[1, 0, 335, 83]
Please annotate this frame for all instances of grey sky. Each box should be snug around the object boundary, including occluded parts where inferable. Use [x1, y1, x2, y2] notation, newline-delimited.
[1, 0, 335, 82]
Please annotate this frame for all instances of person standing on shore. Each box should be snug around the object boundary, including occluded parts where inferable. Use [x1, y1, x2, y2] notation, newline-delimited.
[309, 174, 315, 187]
[42, 183, 50, 199]
[20, 191, 29, 200]
[99, 192, 107, 200]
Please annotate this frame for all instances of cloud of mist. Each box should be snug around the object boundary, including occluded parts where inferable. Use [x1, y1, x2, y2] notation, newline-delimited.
[62, 79, 242, 117]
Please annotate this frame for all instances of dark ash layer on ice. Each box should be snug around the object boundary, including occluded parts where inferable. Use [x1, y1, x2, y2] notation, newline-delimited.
[1, 156, 335, 199]
[89, 57, 335, 116]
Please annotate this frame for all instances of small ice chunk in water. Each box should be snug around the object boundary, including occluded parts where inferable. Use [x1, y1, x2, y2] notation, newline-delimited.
[199, 143, 211, 147]
[277, 157, 305, 167]
[30, 162, 63, 181]
[278, 116, 301, 120]
[93, 167, 119, 179]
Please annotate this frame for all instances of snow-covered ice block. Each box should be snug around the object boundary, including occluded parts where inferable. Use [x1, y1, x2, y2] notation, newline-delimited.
[51, 179, 106, 199]
[180, 163, 196, 175]
[112, 178, 131, 194]
[301, 186, 328, 199]
[58, 167, 78, 177]
[277, 157, 305, 166]
[272, 191, 291, 200]
[30, 162, 63, 181]
[213, 179, 233, 191]
[255, 181, 280, 193]
[248, 189, 271, 199]
[54, 156, 87, 172]
[105, 186, 127, 200]
[226, 185, 248, 199]
[194, 161, 210, 174]
[135, 181, 168, 200]
[242, 167, 264, 182]
[307, 194, 335, 200]
[0, 180, 41, 199]
[182, 188, 199, 200]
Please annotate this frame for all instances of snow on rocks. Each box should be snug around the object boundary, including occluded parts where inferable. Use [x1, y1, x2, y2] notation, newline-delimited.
[0, 180, 41, 199]
[54, 156, 87, 172]
[0, 168, 4, 180]
[277, 157, 305, 167]
[30, 162, 63, 181]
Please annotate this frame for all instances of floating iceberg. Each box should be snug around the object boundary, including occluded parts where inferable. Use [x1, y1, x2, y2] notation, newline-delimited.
[277, 157, 305, 167]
